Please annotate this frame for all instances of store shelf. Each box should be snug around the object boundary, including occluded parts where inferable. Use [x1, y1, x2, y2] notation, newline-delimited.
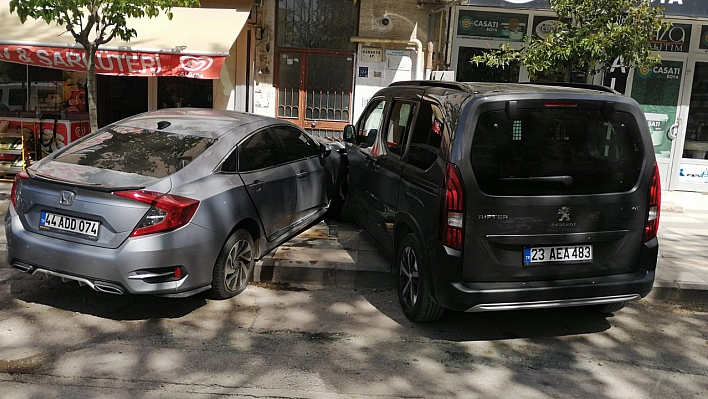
[0, 130, 35, 180]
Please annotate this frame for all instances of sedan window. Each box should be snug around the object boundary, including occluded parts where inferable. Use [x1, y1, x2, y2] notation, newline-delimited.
[239, 129, 284, 172]
[272, 125, 320, 161]
[52, 126, 215, 178]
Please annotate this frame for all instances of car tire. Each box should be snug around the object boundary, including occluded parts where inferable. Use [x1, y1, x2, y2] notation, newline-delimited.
[587, 302, 627, 314]
[209, 229, 254, 300]
[397, 233, 445, 322]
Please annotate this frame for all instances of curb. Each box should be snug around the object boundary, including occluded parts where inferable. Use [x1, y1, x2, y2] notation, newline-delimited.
[648, 280, 708, 303]
[254, 259, 392, 288]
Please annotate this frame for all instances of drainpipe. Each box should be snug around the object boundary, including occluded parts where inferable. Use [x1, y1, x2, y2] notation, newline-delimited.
[349, 37, 424, 80]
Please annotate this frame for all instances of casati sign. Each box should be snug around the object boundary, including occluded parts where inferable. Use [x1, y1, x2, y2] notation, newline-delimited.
[0, 44, 224, 79]
[464, 1, 708, 19]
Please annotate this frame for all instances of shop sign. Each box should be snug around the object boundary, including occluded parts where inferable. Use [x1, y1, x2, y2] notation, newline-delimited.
[700, 26, 708, 52]
[457, 10, 529, 42]
[650, 23, 692, 53]
[0, 44, 225, 79]
[463, 1, 708, 19]
[603, 56, 630, 95]
[361, 47, 383, 63]
[678, 164, 708, 184]
[531, 15, 567, 39]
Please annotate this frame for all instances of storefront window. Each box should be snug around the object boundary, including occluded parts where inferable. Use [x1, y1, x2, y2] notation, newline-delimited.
[158, 77, 213, 109]
[0, 61, 86, 115]
[684, 62, 708, 160]
[457, 47, 519, 82]
[630, 60, 684, 160]
[276, 0, 358, 50]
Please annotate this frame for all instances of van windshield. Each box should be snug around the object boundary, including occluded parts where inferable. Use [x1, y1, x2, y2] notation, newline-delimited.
[470, 108, 645, 195]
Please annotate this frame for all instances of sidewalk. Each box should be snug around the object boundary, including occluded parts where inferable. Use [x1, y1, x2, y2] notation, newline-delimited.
[0, 181, 706, 303]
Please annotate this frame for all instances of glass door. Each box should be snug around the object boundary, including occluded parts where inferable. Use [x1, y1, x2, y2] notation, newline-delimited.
[628, 58, 687, 189]
[675, 60, 708, 191]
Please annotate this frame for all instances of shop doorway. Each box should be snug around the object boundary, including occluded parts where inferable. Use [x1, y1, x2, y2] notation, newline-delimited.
[97, 75, 148, 127]
[627, 58, 687, 190]
[674, 60, 708, 191]
[273, 0, 358, 139]
[276, 51, 353, 138]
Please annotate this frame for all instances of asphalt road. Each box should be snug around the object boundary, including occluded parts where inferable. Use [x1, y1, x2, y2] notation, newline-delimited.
[0, 268, 707, 399]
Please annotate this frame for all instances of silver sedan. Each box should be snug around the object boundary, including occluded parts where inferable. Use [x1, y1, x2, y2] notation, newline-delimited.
[5, 109, 339, 298]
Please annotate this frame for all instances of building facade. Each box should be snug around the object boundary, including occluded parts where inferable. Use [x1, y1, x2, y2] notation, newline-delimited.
[446, 0, 708, 192]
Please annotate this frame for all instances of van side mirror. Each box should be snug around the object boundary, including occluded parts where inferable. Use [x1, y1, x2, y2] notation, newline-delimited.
[343, 125, 356, 143]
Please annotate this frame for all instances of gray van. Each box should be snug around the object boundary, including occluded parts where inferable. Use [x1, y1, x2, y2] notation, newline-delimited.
[341, 81, 660, 322]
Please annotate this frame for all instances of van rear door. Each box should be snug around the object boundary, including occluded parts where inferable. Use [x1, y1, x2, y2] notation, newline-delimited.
[462, 101, 652, 282]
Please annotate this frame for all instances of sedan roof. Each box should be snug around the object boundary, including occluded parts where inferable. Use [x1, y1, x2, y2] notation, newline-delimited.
[119, 108, 282, 139]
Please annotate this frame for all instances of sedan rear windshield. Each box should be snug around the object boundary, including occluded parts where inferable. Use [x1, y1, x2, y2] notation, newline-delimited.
[470, 108, 645, 196]
[51, 126, 216, 178]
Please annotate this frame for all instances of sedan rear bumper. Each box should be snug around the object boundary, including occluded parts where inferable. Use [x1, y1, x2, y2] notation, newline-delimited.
[5, 208, 225, 296]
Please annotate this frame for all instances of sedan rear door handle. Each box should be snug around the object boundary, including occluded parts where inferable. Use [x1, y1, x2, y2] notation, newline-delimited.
[248, 180, 264, 191]
[296, 170, 309, 178]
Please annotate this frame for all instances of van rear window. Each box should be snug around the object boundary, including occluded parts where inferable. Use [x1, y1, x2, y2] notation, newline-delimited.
[470, 108, 644, 195]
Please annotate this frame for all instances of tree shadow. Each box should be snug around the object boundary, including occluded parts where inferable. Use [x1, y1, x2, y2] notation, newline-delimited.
[8, 272, 207, 320]
[362, 288, 612, 342]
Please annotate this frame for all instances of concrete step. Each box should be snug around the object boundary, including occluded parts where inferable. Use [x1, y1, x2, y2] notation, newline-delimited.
[254, 221, 393, 288]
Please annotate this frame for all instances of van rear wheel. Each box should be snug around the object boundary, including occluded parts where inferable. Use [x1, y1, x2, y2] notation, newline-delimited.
[397, 233, 445, 322]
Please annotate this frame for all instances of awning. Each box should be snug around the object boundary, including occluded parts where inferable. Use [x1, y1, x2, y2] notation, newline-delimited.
[0, 3, 251, 79]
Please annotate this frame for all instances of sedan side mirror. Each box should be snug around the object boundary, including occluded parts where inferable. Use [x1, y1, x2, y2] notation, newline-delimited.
[319, 143, 332, 159]
[343, 125, 356, 143]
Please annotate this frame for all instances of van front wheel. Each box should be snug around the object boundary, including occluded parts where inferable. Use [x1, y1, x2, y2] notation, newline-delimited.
[397, 233, 445, 322]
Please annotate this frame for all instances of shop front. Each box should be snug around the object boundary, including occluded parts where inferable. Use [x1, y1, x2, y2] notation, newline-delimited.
[0, 2, 253, 175]
[448, 1, 708, 192]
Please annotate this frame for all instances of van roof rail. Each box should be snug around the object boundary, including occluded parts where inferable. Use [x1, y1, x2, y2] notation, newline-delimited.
[388, 80, 471, 91]
[517, 82, 620, 94]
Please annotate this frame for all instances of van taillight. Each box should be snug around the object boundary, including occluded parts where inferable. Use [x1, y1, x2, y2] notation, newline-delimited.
[644, 163, 661, 242]
[441, 163, 465, 251]
[11, 170, 29, 210]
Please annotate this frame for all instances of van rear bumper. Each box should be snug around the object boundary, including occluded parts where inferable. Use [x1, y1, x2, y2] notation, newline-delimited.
[437, 270, 655, 312]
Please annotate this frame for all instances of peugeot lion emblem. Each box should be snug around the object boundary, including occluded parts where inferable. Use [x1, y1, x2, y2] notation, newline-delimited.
[59, 191, 75, 206]
[558, 206, 571, 222]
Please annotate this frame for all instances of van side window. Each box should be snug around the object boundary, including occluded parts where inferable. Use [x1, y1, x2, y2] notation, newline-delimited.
[386, 101, 417, 157]
[406, 102, 443, 170]
[357, 100, 386, 148]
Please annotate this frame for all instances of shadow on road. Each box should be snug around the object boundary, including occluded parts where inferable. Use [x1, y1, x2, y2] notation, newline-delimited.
[7, 273, 207, 320]
[362, 288, 612, 341]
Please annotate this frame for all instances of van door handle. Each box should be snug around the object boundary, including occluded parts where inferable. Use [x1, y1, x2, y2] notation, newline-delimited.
[365, 158, 381, 170]
[248, 180, 264, 191]
[296, 171, 309, 178]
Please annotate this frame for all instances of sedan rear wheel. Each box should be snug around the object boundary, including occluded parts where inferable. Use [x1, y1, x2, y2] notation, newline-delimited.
[210, 229, 254, 299]
[397, 233, 445, 322]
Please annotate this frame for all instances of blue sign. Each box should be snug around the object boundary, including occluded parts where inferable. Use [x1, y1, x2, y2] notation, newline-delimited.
[359, 67, 369, 78]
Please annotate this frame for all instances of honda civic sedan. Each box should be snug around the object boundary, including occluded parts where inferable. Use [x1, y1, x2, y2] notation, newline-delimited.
[6, 108, 338, 298]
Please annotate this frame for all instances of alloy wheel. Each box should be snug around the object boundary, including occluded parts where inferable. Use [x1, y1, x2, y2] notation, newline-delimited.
[399, 246, 419, 309]
[224, 238, 253, 293]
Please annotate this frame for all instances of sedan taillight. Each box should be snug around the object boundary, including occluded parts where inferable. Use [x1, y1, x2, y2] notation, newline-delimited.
[11, 170, 30, 210]
[644, 163, 661, 242]
[441, 163, 465, 251]
[114, 190, 199, 237]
